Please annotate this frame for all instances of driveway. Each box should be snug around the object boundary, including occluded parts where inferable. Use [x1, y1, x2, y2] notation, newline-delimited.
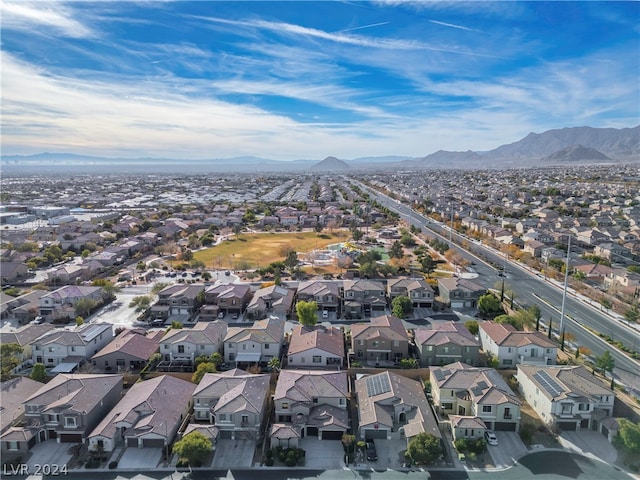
[559, 430, 618, 463]
[211, 439, 255, 468]
[117, 447, 163, 469]
[359, 438, 407, 469]
[25, 441, 75, 470]
[487, 431, 528, 468]
[299, 437, 345, 469]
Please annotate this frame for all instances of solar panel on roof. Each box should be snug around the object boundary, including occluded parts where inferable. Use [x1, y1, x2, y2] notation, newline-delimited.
[433, 370, 445, 382]
[533, 370, 565, 397]
[365, 374, 391, 397]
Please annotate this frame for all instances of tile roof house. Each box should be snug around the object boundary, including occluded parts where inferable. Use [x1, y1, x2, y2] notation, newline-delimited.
[272, 370, 349, 445]
[287, 324, 345, 369]
[88, 375, 195, 452]
[437, 277, 486, 309]
[91, 328, 162, 372]
[342, 279, 387, 319]
[159, 321, 227, 364]
[296, 280, 341, 314]
[246, 285, 295, 319]
[516, 365, 615, 438]
[1, 374, 122, 457]
[387, 277, 434, 308]
[154, 284, 205, 322]
[192, 369, 270, 441]
[430, 362, 521, 432]
[350, 315, 409, 366]
[0, 377, 43, 436]
[31, 323, 113, 372]
[0, 324, 55, 374]
[355, 371, 441, 446]
[479, 322, 557, 368]
[0, 261, 29, 283]
[38, 285, 104, 321]
[414, 321, 480, 367]
[2, 290, 48, 323]
[202, 283, 252, 320]
[224, 316, 285, 366]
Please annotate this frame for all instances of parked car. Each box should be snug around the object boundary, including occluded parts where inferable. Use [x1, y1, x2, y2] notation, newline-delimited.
[366, 440, 377, 461]
[218, 312, 225, 319]
[232, 313, 239, 320]
[484, 430, 498, 446]
[151, 319, 165, 327]
[322, 310, 329, 318]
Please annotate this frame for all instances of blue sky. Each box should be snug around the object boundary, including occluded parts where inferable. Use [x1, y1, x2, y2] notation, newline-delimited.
[2, 1, 639, 160]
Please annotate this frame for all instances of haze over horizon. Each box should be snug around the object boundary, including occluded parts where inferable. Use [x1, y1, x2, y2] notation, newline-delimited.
[1, 1, 639, 161]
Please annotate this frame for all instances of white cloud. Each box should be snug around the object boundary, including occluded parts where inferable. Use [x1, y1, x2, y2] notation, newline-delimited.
[0, 0, 94, 38]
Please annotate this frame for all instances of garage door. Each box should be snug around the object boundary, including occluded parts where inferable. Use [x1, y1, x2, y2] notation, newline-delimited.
[142, 438, 165, 448]
[127, 437, 138, 447]
[219, 430, 233, 439]
[364, 429, 387, 440]
[321, 430, 343, 440]
[306, 427, 318, 437]
[59, 433, 82, 442]
[557, 422, 577, 431]
[451, 301, 465, 309]
[494, 422, 517, 431]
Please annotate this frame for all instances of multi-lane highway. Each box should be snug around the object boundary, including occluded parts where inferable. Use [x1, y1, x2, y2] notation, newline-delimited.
[357, 181, 640, 394]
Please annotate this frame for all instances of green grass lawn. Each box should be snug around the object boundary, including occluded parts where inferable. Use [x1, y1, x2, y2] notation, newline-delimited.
[194, 230, 349, 270]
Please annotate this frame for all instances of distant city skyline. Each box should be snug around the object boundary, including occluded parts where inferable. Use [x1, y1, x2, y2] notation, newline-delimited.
[1, 1, 639, 161]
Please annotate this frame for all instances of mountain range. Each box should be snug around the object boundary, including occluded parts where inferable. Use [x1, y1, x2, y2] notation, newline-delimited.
[2, 126, 638, 174]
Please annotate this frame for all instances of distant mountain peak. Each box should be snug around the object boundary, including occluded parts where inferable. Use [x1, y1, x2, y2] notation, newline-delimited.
[542, 144, 611, 162]
[310, 156, 351, 171]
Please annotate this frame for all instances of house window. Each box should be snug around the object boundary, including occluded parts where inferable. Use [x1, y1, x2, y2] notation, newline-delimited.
[301, 357, 305, 363]
[312, 397, 319, 404]
[358, 340, 364, 346]
[427, 345, 433, 351]
[357, 351, 363, 358]
[26, 405, 38, 414]
[282, 402, 289, 410]
[503, 359, 513, 365]
[312, 356, 322, 363]
[178, 345, 185, 353]
[373, 341, 379, 347]
[279, 415, 292, 422]
[219, 414, 227, 421]
[48, 347, 54, 352]
[200, 345, 205, 350]
[71, 346, 76, 352]
[339, 398, 345, 406]
[243, 344, 247, 350]
[116, 359, 125, 367]
[7, 441, 19, 451]
[578, 403, 589, 411]
[561, 404, 572, 414]
[164, 344, 169, 350]
[442, 403, 453, 410]
[64, 417, 77, 428]
[229, 353, 235, 361]
[265, 344, 270, 349]
[482, 405, 492, 413]
[507, 347, 512, 353]
[443, 346, 449, 354]
[104, 361, 109, 366]
[227, 343, 234, 349]
[393, 340, 399, 347]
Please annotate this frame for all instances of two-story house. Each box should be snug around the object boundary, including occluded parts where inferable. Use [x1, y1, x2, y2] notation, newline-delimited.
[0, 324, 55, 374]
[387, 277, 434, 308]
[0, 377, 44, 459]
[437, 277, 486, 309]
[154, 284, 204, 322]
[355, 371, 441, 446]
[342, 279, 387, 319]
[192, 369, 270, 440]
[201, 283, 252, 320]
[38, 285, 104, 321]
[350, 315, 409, 366]
[296, 280, 341, 315]
[91, 328, 162, 372]
[159, 321, 227, 365]
[516, 365, 615, 436]
[88, 375, 195, 453]
[0, 373, 122, 457]
[430, 362, 521, 432]
[31, 323, 113, 371]
[224, 317, 285, 366]
[271, 370, 349, 446]
[246, 285, 295, 320]
[479, 322, 557, 368]
[287, 324, 345, 368]
[414, 321, 480, 367]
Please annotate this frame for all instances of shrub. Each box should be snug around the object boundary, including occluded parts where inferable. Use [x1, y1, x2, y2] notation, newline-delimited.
[265, 457, 274, 466]
[266, 449, 273, 459]
[108, 461, 118, 469]
[285, 456, 297, 467]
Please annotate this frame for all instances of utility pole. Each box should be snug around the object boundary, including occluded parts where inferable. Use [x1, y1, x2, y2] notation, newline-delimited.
[559, 235, 571, 351]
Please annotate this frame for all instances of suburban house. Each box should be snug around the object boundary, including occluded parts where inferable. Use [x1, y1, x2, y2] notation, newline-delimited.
[413, 322, 481, 367]
[38, 285, 104, 321]
[246, 285, 295, 319]
[350, 315, 409, 366]
[287, 324, 345, 369]
[224, 316, 285, 366]
[0, 374, 122, 457]
[437, 277, 486, 309]
[3, 290, 48, 323]
[91, 328, 162, 372]
[296, 280, 341, 315]
[159, 321, 227, 364]
[153, 284, 205, 322]
[479, 322, 557, 368]
[0, 324, 55, 374]
[430, 362, 521, 432]
[342, 279, 387, 319]
[88, 375, 195, 452]
[192, 369, 270, 440]
[354, 370, 441, 446]
[387, 277, 434, 308]
[0, 261, 29, 283]
[202, 283, 252, 320]
[0, 377, 44, 458]
[31, 323, 113, 372]
[272, 370, 349, 446]
[516, 365, 616, 437]
[449, 415, 488, 441]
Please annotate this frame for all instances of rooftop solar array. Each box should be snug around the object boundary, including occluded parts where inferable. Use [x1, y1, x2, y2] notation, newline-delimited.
[81, 324, 108, 342]
[433, 370, 445, 382]
[366, 374, 392, 397]
[533, 370, 565, 397]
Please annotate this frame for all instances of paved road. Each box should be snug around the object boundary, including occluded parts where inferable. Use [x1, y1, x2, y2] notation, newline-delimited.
[359, 181, 640, 393]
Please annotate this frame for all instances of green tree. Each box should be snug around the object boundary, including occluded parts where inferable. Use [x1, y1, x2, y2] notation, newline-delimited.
[624, 305, 639, 325]
[201, 271, 212, 282]
[477, 293, 504, 318]
[268, 357, 281, 372]
[296, 300, 318, 327]
[210, 352, 223, 367]
[30, 362, 47, 382]
[75, 297, 98, 317]
[172, 431, 213, 467]
[129, 295, 152, 312]
[418, 255, 436, 277]
[392, 296, 413, 319]
[595, 350, 615, 376]
[399, 358, 419, 369]
[284, 250, 298, 270]
[494, 314, 523, 330]
[75, 316, 84, 326]
[389, 241, 404, 259]
[192, 362, 216, 384]
[464, 320, 479, 336]
[1, 343, 23, 381]
[359, 261, 379, 278]
[405, 432, 443, 465]
[617, 419, 640, 453]
[601, 297, 612, 313]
